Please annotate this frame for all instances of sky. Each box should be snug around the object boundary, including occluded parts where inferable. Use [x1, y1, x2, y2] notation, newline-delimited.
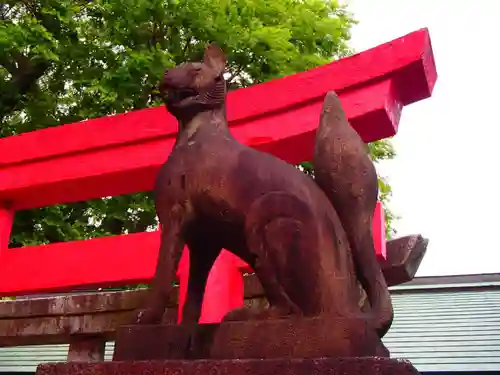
[344, 0, 500, 276]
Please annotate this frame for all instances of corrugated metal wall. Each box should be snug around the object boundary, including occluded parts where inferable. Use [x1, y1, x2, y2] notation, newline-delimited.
[384, 289, 500, 372]
[1, 288, 499, 372]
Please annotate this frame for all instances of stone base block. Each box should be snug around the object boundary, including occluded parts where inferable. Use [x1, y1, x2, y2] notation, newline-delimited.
[36, 357, 420, 375]
[113, 315, 389, 361]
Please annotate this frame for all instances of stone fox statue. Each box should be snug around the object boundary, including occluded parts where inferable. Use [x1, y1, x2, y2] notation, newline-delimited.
[135, 44, 361, 326]
[313, 91, 394, 337]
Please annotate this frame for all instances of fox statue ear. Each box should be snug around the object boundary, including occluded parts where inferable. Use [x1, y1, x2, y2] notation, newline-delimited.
[203, 43, 227, 76]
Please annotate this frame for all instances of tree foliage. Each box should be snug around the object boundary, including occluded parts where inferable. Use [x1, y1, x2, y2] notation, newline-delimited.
[1, 0, 396, 248]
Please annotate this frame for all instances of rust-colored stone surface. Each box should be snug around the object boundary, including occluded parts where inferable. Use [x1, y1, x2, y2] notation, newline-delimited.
[113, 315, 389, 361]
[382, 235, 429, 286]
[67, 336, 106, 362]
[0, 276, 263, 319]
[36, 357, 421, 375]
[0, 311, 131, 346]
[0, 290, 150, 318]
[0, 288, 258, 347]
[210, 315, 389, 360]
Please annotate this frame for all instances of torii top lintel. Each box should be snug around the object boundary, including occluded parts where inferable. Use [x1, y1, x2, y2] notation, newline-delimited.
[0, 28, 436, 211]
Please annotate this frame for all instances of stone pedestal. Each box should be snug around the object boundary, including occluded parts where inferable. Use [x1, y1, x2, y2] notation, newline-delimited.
[36, 357, 421, 375]
[34, 316, 421, 375]
[113, 316, 389, 361]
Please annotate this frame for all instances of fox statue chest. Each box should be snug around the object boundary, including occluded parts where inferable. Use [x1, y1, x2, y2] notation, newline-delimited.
[154, 135, 248, 240]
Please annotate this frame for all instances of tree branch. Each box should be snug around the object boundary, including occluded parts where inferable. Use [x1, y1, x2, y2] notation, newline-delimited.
[0, 0, 65, 118]
[0, 52, 50, 116]
[182, 35, 192, 57]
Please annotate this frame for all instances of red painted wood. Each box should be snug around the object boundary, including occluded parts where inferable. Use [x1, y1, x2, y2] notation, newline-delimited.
[373, 202, 387, 262]
[176, 249, 244, 324]
[0, 28, 435, 168]
[0, 232, 159, 294]
[0, 78, 400, 211]
[177, 249, 189, 322]
[0, 206, 14, 253]
[0, 29, 436, 211]
[0, 200, 388, 295]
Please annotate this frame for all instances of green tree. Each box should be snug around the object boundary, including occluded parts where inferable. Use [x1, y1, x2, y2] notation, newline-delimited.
[1, 0, 396, 248]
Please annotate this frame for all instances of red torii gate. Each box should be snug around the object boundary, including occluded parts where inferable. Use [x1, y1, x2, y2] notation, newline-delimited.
[0, 29, 436, 323]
